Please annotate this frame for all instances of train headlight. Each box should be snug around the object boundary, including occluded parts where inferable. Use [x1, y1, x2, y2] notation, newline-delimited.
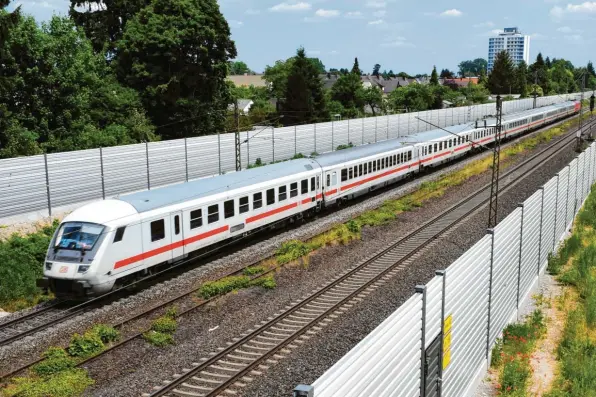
[45, 262, 53, 271]
[77, 265, 90, 273]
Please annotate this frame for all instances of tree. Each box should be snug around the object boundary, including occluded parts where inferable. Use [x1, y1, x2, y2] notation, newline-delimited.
[264, 59, 293, 100]
[430, 66, 439, 85]
[440, 69, 455, 79]
[330, 71, 365, 117]
[397, 72, 412, 78]
[309, 57, 326, 74]
[529, 52, 548, 93]
[115, 0, 237, 140]
[339, 68, 349, 75]
[388, 70, 395, 78]
[545, 56, 552, 69]
[515, 60, 528, 98]
[372, 64, 381, 77]
[0, 0, 19, 46]
[478, 67, 488, 86]
[464, 83, 490, 104]
[487, 51, 515, 94]
[351, 57, 361, 75]
[0, 15, 155, 157]
[549, 60, 576, 94]
[229, 61, 251, 75]
[587, 61, 595, 78]
[388, 84, 433, 112]
[458, 58, 487, 77]
[362, 87, 384, 116]
[70, 0, 151, 55]
[281, 47, 328, 125]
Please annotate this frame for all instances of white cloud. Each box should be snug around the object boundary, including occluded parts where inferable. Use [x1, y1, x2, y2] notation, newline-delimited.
[245, 9, 261, 15]
[373, 10, 386, 17]
[381, 37, 415, 48]
[345, 11, 364, 18]
[315, 9, 340, 17]
[269, 2, 312, 12]
[368, 19, 385, 25]
[473, 21, 494, 28]
[330, 50, 339, 55]
[440, 9, 462, 17]
[551, 2, 596, 18]
[229, 20, 244, 27]
[366, 1, 386, 8]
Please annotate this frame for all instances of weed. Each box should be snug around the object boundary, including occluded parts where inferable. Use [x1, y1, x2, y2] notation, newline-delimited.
[165, 306, 178, 319]
[198, 275, 251, 299]
[243, 266, 266, 276]
[250, 274, 277, 290]
[548, 233, 582, 275]
[67, 331, 104, 359]
[491, 338, 503, 367]
[31, 348, 76, 377]
[336, 143, 354, 151]
[143, 330, 175, 347]
[276, 240, 314, 264]
[2, 369, 94, 397]
[90, 324, 119, 344]
[151, 316, 177, 334]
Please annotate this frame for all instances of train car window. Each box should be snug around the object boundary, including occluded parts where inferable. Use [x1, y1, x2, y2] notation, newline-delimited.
[190, 209, 202, 229]
[174, 215, 180, 235]
[290, 183, 298, 198]
[408, 151, 412, 161]
[439, 142, 443, 151]
[434, 143, 438, 152]
[364, 163, 368, 175]
[267, 189, 275, 205]
[301, 179, 308, 194]
[377, 159, 380, 170]
[239, 197, 249, 213]
[428, 145, 432, 154]
[224, 200, 235, 219]
[393, 155, 397, 165]
[349, 168, 353, 179]
[332, 172, 337, 186]
[373, 160, 377, 172]
[253, 193, 263, 209]
[311, 177, 315, 192]
[359, 164, 363, 176]
[353, 166, 358, 177]
[341, 169, 348, 182]
[326, 174, 331, 187]
[317, 176, 320, 189]
[381, 158, 385, 169]
[368, 161, 372, 172]
[208, 204, 219, 224]
[278, 186, 287, 202]
[113, 226, 126, 243]
[150, 220, 165, 242]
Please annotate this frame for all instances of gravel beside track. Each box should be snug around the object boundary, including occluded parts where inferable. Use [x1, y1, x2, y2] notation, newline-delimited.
[78, 127, 582, 396]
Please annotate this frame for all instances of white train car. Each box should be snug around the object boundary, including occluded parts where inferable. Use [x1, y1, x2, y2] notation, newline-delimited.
[39, 101, 580, 297]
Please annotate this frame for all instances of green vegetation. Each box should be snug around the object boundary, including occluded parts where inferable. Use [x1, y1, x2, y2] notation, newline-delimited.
[336, 143, 354, 151]
[543, 183, 596, 396]
[491, 308, 547, 395]
[0, 220, 58, 311]
[243, 265, 266, 276]
[197, 269, 278, 300]
[1, 324, 118, 396]
[143, 306, 178, 347]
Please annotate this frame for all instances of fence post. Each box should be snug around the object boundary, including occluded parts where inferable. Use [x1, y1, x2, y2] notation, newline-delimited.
[347, 119, 350, 145]
[537, 187, 545, 276]
[397, 113, 400, 137]
[272, 126, 275, 162]
[437, 270, 446, 386]
[332, 120, 334, 151]
[386, 116, 389, 140]
[516, 203, 524, 317]
[294, 126, 297, 156]
[552, 174, 560, 249]
[486, 229, 495, 359]
[184, 138, 189, 182]
[99, 148, 106, 199]
[145, 142, 151, 190]
[314, 123, 317, 154]
[375, 118, 378, 143]
[416, 285, 427, 397]
[564, 165, 571, 232]
[247, 130, 250, 167]
[362, 116, 364, 144]
[43, 153, 52, 217]
[217, 132, 221, 175]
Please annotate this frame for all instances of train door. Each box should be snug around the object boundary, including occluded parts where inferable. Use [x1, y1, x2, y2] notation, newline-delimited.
[170, 211, 184, 259]
[325, 171, 338, 195]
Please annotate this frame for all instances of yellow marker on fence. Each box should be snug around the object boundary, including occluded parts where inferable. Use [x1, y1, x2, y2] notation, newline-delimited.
[443, 314, 453, 370]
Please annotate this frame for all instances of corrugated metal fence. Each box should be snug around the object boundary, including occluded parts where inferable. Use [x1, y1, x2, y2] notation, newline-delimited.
[0, 94, 581, 219]
[306, 142, 596, 397]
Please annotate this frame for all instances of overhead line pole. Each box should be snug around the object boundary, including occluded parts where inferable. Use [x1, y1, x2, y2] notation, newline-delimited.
[488, 95, 503, 229]
[235, 101, 241, 172]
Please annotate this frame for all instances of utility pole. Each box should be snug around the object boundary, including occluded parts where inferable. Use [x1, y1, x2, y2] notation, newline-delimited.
[488, 95, 503, 229]
[577, 73, 585, 152]
[234, 101, 241, 172]
[532, 71, 538, 109]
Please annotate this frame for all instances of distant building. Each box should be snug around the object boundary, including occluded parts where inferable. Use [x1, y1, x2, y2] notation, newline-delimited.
[227, 74, 268, 88]
[488, 27, 530, 73]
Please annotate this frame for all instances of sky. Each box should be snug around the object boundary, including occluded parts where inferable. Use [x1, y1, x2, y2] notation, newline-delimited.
[7, 0, 596, 74]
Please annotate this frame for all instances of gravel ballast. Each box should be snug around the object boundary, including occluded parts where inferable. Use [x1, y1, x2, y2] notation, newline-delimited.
[74, 130, 583, 396]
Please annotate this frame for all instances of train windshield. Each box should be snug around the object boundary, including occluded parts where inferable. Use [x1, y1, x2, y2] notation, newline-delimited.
[54, 222, 104, 251]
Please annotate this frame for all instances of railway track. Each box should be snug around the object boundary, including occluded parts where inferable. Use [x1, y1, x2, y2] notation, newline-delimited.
[144, 119, 595, 397]
[0, 114, 588, 382]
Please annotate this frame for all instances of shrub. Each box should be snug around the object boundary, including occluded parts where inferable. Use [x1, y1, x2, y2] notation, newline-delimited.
[3, 369, 94, 397]
[32, 348, 76, 377]
[345, 220, 361, 234]
[165, 306, 178, 319]
[90, 324, 120, 344]
[67, 331, 104, 358]
[250, 274, 277, 290]
[198, 275, 251, 299]
[276, 240, 313, 264]
[143, 330, 175, 347]
[151, 316, 177, 334]
[243, 266, 266, 276]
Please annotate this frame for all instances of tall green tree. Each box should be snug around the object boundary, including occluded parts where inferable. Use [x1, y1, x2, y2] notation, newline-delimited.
[229, 61, 251, 75]
[116, 0, 237, 139]
[529, 52, 548, 93]
[549, 60, 576, 94]
[515, 60, 528, 98]
[0, 0, 19, 46]
[351, 57, 361, 75]
[372, 64, 381, 77]
[0, 15, 155, 157]
[281, 47, 328, 125]
[70, 0, 150, 55]
[440, 69, 455, 79]
[430, 66, 439, 85]
[362, 87, 384, 116]
[545, 56, 552, 69]
[264, 59, 292, 100]
[487, 51, 515, 95]
[330, 70, 365, 118]
[588, 61, 596, 78]
[309, 57, 326, 74]
[458, 58, 487, 77]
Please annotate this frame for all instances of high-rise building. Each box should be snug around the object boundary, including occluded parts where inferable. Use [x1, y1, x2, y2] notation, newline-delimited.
[487, 27, 530, 73]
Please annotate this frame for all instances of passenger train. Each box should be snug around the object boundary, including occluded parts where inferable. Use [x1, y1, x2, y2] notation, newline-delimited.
[38, 101, 581, 297]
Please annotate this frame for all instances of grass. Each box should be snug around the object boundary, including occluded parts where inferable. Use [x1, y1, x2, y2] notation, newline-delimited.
[491, 307, 547, 396]
[1, 324, 119, 397]
[0, 220, 59, 311]
[143, 305, 178, 347]
[543, 182, 596, 397]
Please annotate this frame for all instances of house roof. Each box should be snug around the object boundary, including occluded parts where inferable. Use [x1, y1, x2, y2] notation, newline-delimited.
[442, 77, 479, 88]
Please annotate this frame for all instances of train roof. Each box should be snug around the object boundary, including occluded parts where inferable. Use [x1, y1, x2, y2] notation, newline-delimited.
[118, 158, 320, 213]
[313, 138, 410, 167]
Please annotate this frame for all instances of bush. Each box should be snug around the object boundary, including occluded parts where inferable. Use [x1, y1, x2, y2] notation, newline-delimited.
[250, 274, 277, 290]
[32, 348, 76, 377]
[143, 330, 175, 347]
[345, 220, 361, 234]
[276, 240, 313, 264]
[90, 324, 120, 344]
[243, 266, 266, 276]
[198, 275, 251, 299]
[165, 306, 178, 319]
[67, 332, 104, 358]
[3, 368, 93, 397]
[151, 316, 177, 334]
